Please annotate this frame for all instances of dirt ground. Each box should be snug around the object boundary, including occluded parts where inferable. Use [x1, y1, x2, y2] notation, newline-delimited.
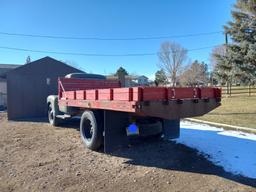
[0, 112, 255, 192]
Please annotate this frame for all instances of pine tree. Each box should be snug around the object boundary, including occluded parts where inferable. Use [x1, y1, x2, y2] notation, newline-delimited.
[155, 69, 168, 86]
[216, 0, 256, 84]
[213, 51, 232, 85]
[115, 67, 128, 77]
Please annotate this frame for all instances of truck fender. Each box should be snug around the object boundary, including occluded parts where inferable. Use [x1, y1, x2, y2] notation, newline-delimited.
[47, 95, 60, 115]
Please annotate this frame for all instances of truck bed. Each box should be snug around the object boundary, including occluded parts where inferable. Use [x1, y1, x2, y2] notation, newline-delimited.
[58, 78, 221, 120]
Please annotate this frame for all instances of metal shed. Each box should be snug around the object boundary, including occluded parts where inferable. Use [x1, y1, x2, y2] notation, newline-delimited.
[7, 56, 83, 120]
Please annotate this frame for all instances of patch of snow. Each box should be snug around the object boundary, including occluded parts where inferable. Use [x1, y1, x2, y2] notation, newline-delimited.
[218, 131, 256, 141]
[175, 120, 256, 179]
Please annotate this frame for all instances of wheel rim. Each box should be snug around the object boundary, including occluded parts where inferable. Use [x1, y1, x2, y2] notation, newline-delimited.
[82, 119, 94, 142]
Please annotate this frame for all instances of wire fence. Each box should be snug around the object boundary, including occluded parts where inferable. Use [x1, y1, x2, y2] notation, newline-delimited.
[219, 85, 256, 97]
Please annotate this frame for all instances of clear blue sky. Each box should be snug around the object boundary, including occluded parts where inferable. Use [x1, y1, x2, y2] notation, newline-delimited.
[0, 0, 235, 79]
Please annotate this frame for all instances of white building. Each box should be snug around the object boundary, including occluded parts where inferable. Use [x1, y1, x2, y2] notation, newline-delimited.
[0, 64, 20, 109]
[107, 75, 149, 87]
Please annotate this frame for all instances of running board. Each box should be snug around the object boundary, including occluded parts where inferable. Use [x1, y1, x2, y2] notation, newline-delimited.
[56, 114, 72, 119]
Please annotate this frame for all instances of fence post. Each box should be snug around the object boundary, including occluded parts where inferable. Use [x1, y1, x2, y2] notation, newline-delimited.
[226, 83, 228, 95]
[229, 83, 232, 96]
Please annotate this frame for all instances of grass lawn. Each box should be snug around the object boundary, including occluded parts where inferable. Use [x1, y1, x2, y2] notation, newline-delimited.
[195, 96, 256, 128]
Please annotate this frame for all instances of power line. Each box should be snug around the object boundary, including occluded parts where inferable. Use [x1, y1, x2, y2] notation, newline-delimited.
[0, 31, 223, 41]
[0, 45, 220, 57]
[0, 46, 155, 56]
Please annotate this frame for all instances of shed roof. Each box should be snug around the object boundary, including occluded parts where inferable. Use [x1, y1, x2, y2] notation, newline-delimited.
[7, 56, 84, 75]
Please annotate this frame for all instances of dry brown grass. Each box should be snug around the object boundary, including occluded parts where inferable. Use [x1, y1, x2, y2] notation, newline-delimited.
[196, 96, 256, 128]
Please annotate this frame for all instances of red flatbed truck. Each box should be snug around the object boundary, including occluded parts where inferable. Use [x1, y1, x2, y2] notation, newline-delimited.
[47, 73, 221, 153]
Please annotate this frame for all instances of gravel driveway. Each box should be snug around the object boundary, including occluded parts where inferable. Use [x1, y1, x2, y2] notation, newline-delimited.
[0, 113, 255, 192]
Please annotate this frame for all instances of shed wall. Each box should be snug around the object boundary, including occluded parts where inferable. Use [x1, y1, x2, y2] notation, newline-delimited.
[7, 57, 82, 120]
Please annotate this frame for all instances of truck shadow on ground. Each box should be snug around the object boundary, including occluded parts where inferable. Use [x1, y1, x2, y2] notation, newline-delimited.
[111, 138, 256, 188]
[61, 118, 256, 188]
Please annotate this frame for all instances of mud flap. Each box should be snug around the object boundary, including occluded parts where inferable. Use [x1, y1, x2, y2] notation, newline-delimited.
[162, 119, 180, 139]
[104, 110, 129, 153]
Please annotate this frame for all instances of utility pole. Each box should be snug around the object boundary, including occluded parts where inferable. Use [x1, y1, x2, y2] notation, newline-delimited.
[225, 32, 229, 45]
[225, 32, 232, 96]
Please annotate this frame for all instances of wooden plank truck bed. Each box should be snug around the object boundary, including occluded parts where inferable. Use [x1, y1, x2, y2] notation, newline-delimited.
[47, 77, 221, 153]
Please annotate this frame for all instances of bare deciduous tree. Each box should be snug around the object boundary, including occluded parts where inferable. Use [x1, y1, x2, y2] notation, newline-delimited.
[179, 60, 208, 86]
[158, 41, 187, 86]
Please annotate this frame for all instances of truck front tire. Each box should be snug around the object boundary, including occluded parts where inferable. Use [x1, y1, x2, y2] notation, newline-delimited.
[80, 110, 103, 151]
[48, 103, 61, 126]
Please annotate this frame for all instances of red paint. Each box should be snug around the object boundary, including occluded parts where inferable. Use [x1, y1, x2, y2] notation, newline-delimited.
[168, 87, 199, 99]
[86, 90, 98, 100]
[98, 89, 113, 100]
[76, 90, 86, 100]
[200, 87, 215, 98]
[132, 87, 143, 101]
[113, 88, 133, 101]
[142, 87, 167, 101]
[58, 77, 221, 114]
[65, 91, 75, 100]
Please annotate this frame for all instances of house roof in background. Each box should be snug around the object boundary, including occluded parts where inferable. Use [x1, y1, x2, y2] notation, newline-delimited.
[0, 77, 6, 82]
[139, 75, 149, 79]
[107, 75, 149, 80]
[0, 64, 21, 78]
[0, 64, 21, 69]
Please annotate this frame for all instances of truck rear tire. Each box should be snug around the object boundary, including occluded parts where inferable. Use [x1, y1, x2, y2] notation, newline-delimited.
[80, 110, 103, 151]
[48, 103, 61, 126]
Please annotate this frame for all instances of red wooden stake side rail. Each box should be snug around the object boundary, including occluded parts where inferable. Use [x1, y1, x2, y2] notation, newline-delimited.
[58, 78, 221, 118]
